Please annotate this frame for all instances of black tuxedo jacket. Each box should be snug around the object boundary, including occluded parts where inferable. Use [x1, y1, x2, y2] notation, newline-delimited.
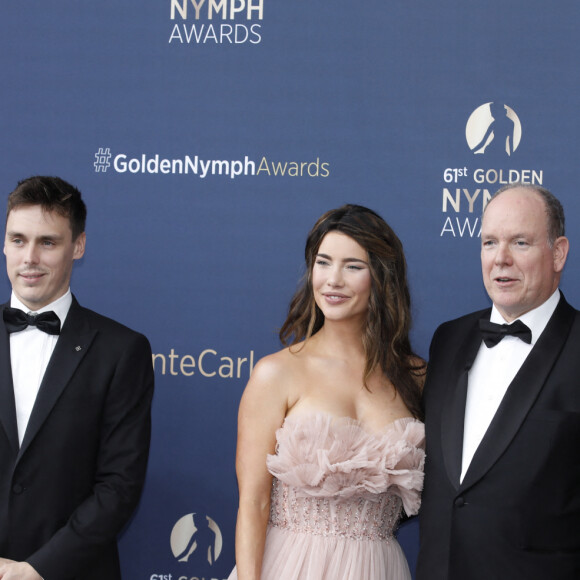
[0, 297, 154, 580]
[417, 295, 580, 580]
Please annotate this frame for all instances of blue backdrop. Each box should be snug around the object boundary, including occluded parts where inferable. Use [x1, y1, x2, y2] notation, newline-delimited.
[2, 2, 580, 579]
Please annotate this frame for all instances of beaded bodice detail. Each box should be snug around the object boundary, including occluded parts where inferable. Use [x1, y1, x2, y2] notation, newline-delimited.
[266, 413, 425, 542]
[269, 478, 404, 541]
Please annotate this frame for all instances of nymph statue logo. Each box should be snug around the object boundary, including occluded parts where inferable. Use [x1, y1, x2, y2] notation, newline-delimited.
[466, 103, 522, 156]
[170, 513, 223, 565]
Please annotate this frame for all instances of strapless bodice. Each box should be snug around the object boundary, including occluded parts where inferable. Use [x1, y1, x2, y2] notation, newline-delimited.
[266, 413, 425, 541]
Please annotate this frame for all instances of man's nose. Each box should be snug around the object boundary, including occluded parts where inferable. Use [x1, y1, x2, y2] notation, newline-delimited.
[23, 244, 40, 264]
[494, 243, 512, 265]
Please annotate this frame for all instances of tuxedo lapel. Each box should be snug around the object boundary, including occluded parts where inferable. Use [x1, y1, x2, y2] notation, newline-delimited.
[440, 313, 486, 490]
[460, 297, 574, 490]
[0, 305, 19, 454]
[18, 299, 97, 460]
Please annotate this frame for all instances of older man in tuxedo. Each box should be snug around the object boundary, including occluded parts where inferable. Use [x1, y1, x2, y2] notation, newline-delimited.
[0, 176, 154, 580]
[417, 183, 579, 579]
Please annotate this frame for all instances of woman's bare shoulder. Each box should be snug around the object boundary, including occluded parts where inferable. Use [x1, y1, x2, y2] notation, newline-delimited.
[251, 346, 298, 379]
[243, 343, 316, 417]
[243, 345, 306, 399]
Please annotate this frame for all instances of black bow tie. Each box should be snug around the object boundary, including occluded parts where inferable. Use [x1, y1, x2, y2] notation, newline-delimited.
[479, 318, 531, 348]
[3, 307, 61, 335]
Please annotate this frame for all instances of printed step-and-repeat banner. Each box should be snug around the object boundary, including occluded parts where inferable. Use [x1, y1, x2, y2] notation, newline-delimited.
[1, 2, 580, 579]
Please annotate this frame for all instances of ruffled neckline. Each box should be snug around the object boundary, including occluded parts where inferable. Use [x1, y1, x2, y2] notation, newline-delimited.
[284, 411, 421, 436]
[266, 411, 425, 516]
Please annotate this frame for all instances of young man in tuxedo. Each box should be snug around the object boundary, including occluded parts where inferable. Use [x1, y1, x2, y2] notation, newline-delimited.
[0, 176, 154, 580]
[418, 183, 579, 579]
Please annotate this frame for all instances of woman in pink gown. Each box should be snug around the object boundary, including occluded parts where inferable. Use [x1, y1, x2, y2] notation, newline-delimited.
[229, 205, 425, 580]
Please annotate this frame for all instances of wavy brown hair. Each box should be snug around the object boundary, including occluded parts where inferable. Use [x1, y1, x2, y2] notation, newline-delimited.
[279, 204, 424, 420]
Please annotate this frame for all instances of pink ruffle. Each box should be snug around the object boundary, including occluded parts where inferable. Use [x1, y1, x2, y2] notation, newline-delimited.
[266, 413, 425, 516]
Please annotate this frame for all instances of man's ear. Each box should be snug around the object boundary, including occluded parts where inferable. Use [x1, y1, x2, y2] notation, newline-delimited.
[553, 236, 569, 273]
[73, 232, 86, 260]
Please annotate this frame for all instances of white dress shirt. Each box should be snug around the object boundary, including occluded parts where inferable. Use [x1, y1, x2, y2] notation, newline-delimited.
[9, 290, 72, 445]
[460, 289, 560, 482]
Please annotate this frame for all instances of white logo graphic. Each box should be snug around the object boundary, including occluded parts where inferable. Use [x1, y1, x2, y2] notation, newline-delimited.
[465, 103, 522, 156]
[94, 148, 112, 172]
[170, 513, 223, 566]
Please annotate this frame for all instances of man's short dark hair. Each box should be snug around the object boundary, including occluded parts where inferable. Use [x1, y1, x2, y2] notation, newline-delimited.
[7, 176, 87, 240]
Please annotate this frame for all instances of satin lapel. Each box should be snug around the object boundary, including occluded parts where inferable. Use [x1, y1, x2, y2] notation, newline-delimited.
[440, 314, 486, 490]
[461, 298, 575, 490]
[18, 299, 97, 460]
[0, 304, 19, 454]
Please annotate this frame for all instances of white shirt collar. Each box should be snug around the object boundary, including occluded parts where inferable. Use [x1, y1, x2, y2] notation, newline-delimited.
[489, 289, 560, 345]
[10, 289, 73, 327]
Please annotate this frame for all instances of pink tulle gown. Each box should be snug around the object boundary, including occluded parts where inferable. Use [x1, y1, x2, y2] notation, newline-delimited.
[228, 412, 425, 580]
